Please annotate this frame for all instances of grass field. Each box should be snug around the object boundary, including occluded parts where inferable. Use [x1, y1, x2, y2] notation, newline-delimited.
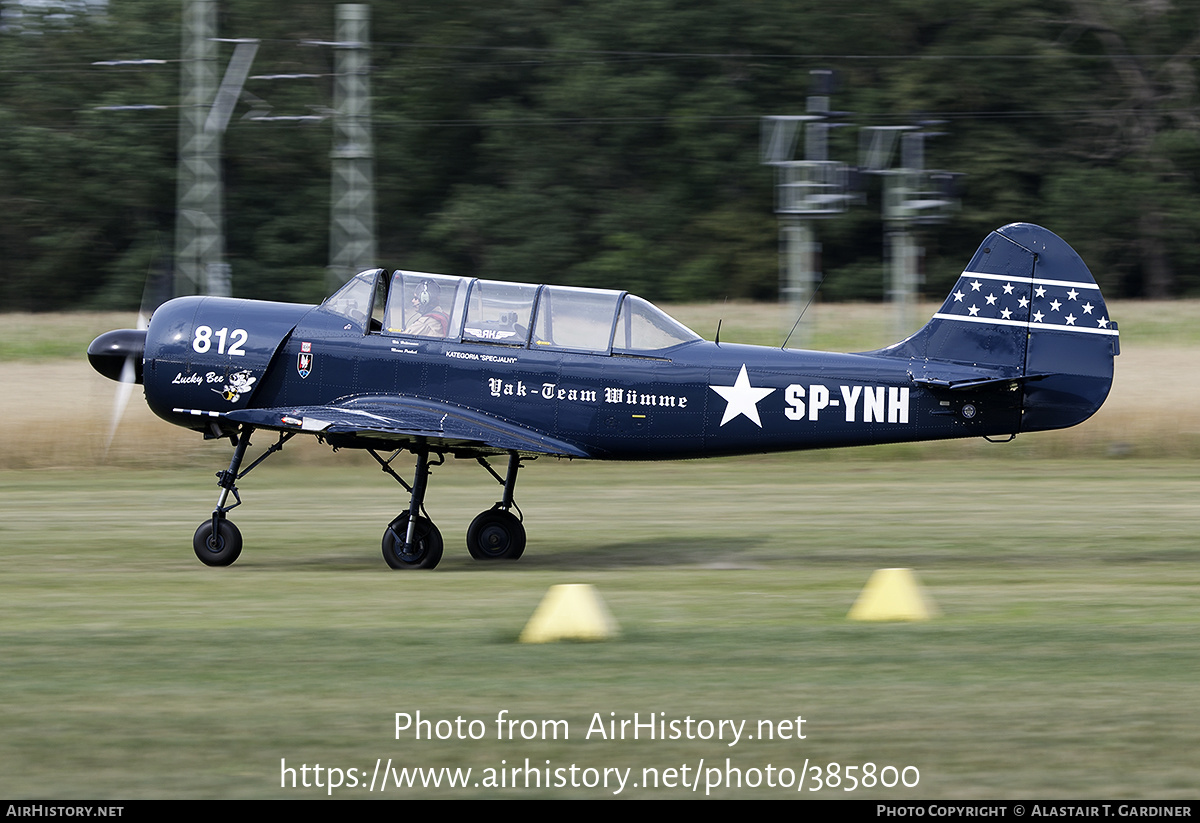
[1, 303, 1197, 798]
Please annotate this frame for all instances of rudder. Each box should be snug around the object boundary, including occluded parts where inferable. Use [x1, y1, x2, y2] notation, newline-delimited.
[1004, 223, 1119, 432]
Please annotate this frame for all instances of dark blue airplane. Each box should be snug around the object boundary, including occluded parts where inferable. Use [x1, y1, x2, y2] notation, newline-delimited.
[88, 223, 1118, 569]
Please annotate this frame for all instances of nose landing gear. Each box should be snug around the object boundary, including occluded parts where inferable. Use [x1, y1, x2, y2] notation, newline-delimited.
[192, 426, 291, 567]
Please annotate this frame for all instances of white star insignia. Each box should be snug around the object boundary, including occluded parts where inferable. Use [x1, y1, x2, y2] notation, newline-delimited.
[1003, 282, 1014, 294]
[1065, 314, 1077, 325]
[1000, 308, 1012, 320]
[970, 280, 982, 291]
[1050, 299, 1062, 312]
[1082, 302, 1094, 314]
[709, 365, 775, 428]
[1067, 288, 1079, 301]
[1034, 285, 1046, 298]
[1033, 310, 1044, 322]
[968, 304, 980, 316]
[1018, 297, 1029, 308]
[985, 293, 997, 305]
[1098, 316, 1109, 328]
[953, 290, 965, 302]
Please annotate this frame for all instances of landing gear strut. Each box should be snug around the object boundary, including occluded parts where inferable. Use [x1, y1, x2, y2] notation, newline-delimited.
[467, 453, 526, 560]
[193, 427, 252, 566]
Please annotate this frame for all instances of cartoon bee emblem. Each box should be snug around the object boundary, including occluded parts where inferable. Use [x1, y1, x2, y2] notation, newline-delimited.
[214, 370, 257, 403]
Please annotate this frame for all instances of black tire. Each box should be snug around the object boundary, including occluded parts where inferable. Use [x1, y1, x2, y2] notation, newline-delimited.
[466, 509, 526, 560]
[382, 511, 443, 569]
[193, 519, 243, 567]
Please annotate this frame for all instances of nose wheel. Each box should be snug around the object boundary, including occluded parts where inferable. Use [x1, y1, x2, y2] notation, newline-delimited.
[193, 517, 242, 567]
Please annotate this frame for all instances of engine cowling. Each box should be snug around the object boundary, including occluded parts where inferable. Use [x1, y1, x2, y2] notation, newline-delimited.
[141, 296, 313, 432]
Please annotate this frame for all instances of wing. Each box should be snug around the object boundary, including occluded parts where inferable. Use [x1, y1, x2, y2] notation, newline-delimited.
[205, 395, 592, 458]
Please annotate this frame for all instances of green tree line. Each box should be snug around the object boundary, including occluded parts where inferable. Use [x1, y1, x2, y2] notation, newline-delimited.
[3, 0, 1200, 311]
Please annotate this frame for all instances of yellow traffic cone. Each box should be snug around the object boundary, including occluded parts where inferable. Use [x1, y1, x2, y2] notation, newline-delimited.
[848, 568, 938, 621]
[519, 584, 619, 643]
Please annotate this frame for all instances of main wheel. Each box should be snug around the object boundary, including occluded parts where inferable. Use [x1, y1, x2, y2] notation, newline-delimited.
[193, 518, 243, 567]
[382, 511, 443, 569]
[466, 509, 526, 560]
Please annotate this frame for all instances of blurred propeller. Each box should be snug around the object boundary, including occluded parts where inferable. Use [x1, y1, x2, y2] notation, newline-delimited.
[110, 311, 148, 450]
[88, 260, 172, 453]
[88, 325, 147, 453]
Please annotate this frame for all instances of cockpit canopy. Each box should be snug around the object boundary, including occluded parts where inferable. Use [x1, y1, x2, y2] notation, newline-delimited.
[321, 270, 702, 354]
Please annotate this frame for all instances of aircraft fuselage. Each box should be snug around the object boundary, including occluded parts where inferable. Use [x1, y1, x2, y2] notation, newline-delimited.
[144, 295, 1022, 461]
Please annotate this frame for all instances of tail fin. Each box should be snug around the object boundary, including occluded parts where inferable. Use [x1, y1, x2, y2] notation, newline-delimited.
[877, 223, 1118, 433]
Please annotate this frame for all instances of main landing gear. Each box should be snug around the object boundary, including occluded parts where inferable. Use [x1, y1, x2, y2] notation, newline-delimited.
[466, 455, 526, 561]
[371, 448, 526, 570]
[376, 448, 445, 569]
[191, 429, 529, 570]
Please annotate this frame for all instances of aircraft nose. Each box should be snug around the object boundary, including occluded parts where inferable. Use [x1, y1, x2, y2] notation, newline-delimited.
[87, 329, 147, 383]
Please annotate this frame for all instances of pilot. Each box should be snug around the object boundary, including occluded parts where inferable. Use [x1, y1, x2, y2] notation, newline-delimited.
[402, 280, 450, 337]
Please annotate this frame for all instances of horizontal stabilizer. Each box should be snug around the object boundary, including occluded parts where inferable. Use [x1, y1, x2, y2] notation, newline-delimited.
[910, 372, 1051, 391]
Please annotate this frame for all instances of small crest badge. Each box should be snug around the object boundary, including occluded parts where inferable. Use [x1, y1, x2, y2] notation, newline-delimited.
[297, 351, 313, 379]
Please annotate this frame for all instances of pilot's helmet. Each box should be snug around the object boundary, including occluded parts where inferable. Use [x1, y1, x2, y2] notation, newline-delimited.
[412, 279, 441, 309]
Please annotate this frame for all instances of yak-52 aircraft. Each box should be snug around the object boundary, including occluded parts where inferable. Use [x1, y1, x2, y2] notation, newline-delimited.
[89, 223, 1118, 569]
